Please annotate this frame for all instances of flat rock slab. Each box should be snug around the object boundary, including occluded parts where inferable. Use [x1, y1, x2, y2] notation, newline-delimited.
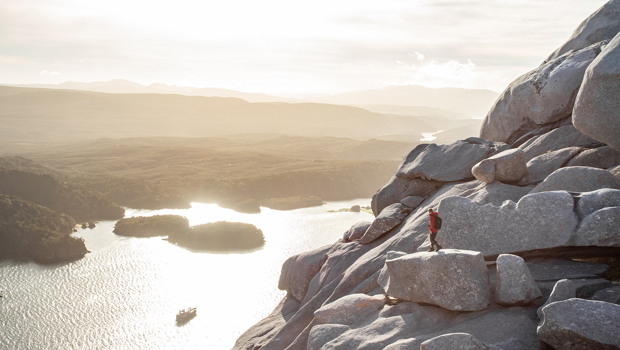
[567, 146, 620, 169]
[437, 191, 578, 257]
[530, 166, 620, 194]
[518, 125, 597, 161]
[361, 203, 409, 244]
[537, 279, 576, 318]
[400, 195, 424, 209]
[495, 254, 541, 305]
[573, 31, 620, 152]
[343, 221, 372, 242]
[520, 147, 581, 185]
[278, 244, 330, 302]
[526, 258, 609, 281]
[591, 286, 620, 304]
[371, 176, 441, 216]
[421, 333, 502, 350]
[313, 293, 385, 326]
[380, 249, 491, 311]
[480, 42, 605, 144]
[396, 139, 509, 182]
[537, 298, 620, 349]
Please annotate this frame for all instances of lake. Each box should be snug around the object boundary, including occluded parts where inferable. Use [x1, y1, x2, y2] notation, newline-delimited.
[0, 199, 372, 350]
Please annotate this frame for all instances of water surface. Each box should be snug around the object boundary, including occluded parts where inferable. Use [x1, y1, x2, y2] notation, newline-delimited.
[0, 199, 371, 350]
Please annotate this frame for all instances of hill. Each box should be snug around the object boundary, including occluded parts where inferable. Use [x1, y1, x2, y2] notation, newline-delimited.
[296, 85, 499, 118]
[0, 167, 125, 221]
[0, 194, 88, 264]
[0, 86, 436, 147]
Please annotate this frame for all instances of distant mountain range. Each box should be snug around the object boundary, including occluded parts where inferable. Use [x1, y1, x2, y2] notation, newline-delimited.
[12, 80, 499, 119]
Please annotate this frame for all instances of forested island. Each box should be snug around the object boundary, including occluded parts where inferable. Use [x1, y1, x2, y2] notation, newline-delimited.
[113, 215, 265, 251]
[169, 221, 265, 251]
[113, 215, 190, 237]
[0, 194, 88, 263]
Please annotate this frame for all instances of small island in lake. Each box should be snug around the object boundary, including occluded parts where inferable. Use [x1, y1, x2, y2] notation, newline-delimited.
[169, 221, 265, 251]
[260, 196, 323, 210]
[113, 215, 190, 237]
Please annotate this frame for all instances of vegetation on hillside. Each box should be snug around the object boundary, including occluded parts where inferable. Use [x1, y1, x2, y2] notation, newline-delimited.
[11, 136, 402, 212]
[0, 194, 88, 263]
[169, 221, 265, 251]
[113, 215, 190, 237]
[0, 168, 125, 221]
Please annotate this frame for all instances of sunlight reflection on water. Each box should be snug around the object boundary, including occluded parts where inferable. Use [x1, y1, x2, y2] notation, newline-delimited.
[0, 199, 372, 350]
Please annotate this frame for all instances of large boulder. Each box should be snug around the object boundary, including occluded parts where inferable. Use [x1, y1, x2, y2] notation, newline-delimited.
[537, 279, 576, 318]
[420, 333, 502, 350]
[313, 293, 385, 326]
[573, 31, 620, 152]
[519, 147, 582, 185]
[379, 249, 491, 311]
[400, 195, 424, 209]
[307, 324, 350, 350]
[471, 149, 527, 184]
[343, 221, 372, 242]
[576, 188, 620, 219]
[610, 165, 620, 187]
[494, 254, 542, 305]
[396, 139, 509, 182]
[530, 166, 620, 194]
[279, 245, 330, 302]
[361, 203, 410, 244]
[545, 0, 620, 61]
[371, 176, 442, 216]
[573, 206, 620, 247]
[436, 191, 578, 257]
[480, 42, 606, 144]
[567, 146, 620, 169]
[537, 298, 620, 349]
[518, 125, 598, 161]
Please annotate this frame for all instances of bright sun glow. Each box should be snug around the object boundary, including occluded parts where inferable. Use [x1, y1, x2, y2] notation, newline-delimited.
[0, 0, 609, 93]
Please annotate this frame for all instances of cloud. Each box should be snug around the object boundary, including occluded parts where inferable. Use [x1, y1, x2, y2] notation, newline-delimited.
[40, 70, 61, 76]
[409, 51, 425, 61]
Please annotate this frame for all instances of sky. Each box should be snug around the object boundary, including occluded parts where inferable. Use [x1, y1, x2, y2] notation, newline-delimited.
[0, 0, 609, 94]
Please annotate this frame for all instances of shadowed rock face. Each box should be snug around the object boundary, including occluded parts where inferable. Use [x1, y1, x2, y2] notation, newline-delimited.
[420, 333, 502, 350]
[278, 245, 330, 302]
[573, 31, 620, 153]
[481, 42, 606, 144]
[537, 298, 620, 350]
[537, 279, 576, 318]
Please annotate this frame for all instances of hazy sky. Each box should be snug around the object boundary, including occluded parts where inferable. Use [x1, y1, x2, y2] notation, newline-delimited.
[0, 0, 608, 93]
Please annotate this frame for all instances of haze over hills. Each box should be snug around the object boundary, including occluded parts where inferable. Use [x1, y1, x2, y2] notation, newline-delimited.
[0, 85, 483, 151]
[300, 85, 500, 118]
[14, 79, 300, 104]
[12, 80, 498, 119]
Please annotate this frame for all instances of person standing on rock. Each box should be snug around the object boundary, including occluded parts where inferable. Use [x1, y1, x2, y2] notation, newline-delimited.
[428, 208, 442, 252]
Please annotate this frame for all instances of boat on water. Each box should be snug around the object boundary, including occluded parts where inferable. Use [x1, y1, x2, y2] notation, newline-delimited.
[176, 307, 197, 323]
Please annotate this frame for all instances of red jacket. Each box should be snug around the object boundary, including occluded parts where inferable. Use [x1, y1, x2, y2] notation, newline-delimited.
[429, 211, 439, 234]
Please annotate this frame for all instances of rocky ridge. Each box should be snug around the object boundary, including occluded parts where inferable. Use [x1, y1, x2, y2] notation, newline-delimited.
[234, 2, 620, 349]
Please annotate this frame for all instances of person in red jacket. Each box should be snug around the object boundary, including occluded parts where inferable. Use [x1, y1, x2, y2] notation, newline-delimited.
[428, 208, 442, 252]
